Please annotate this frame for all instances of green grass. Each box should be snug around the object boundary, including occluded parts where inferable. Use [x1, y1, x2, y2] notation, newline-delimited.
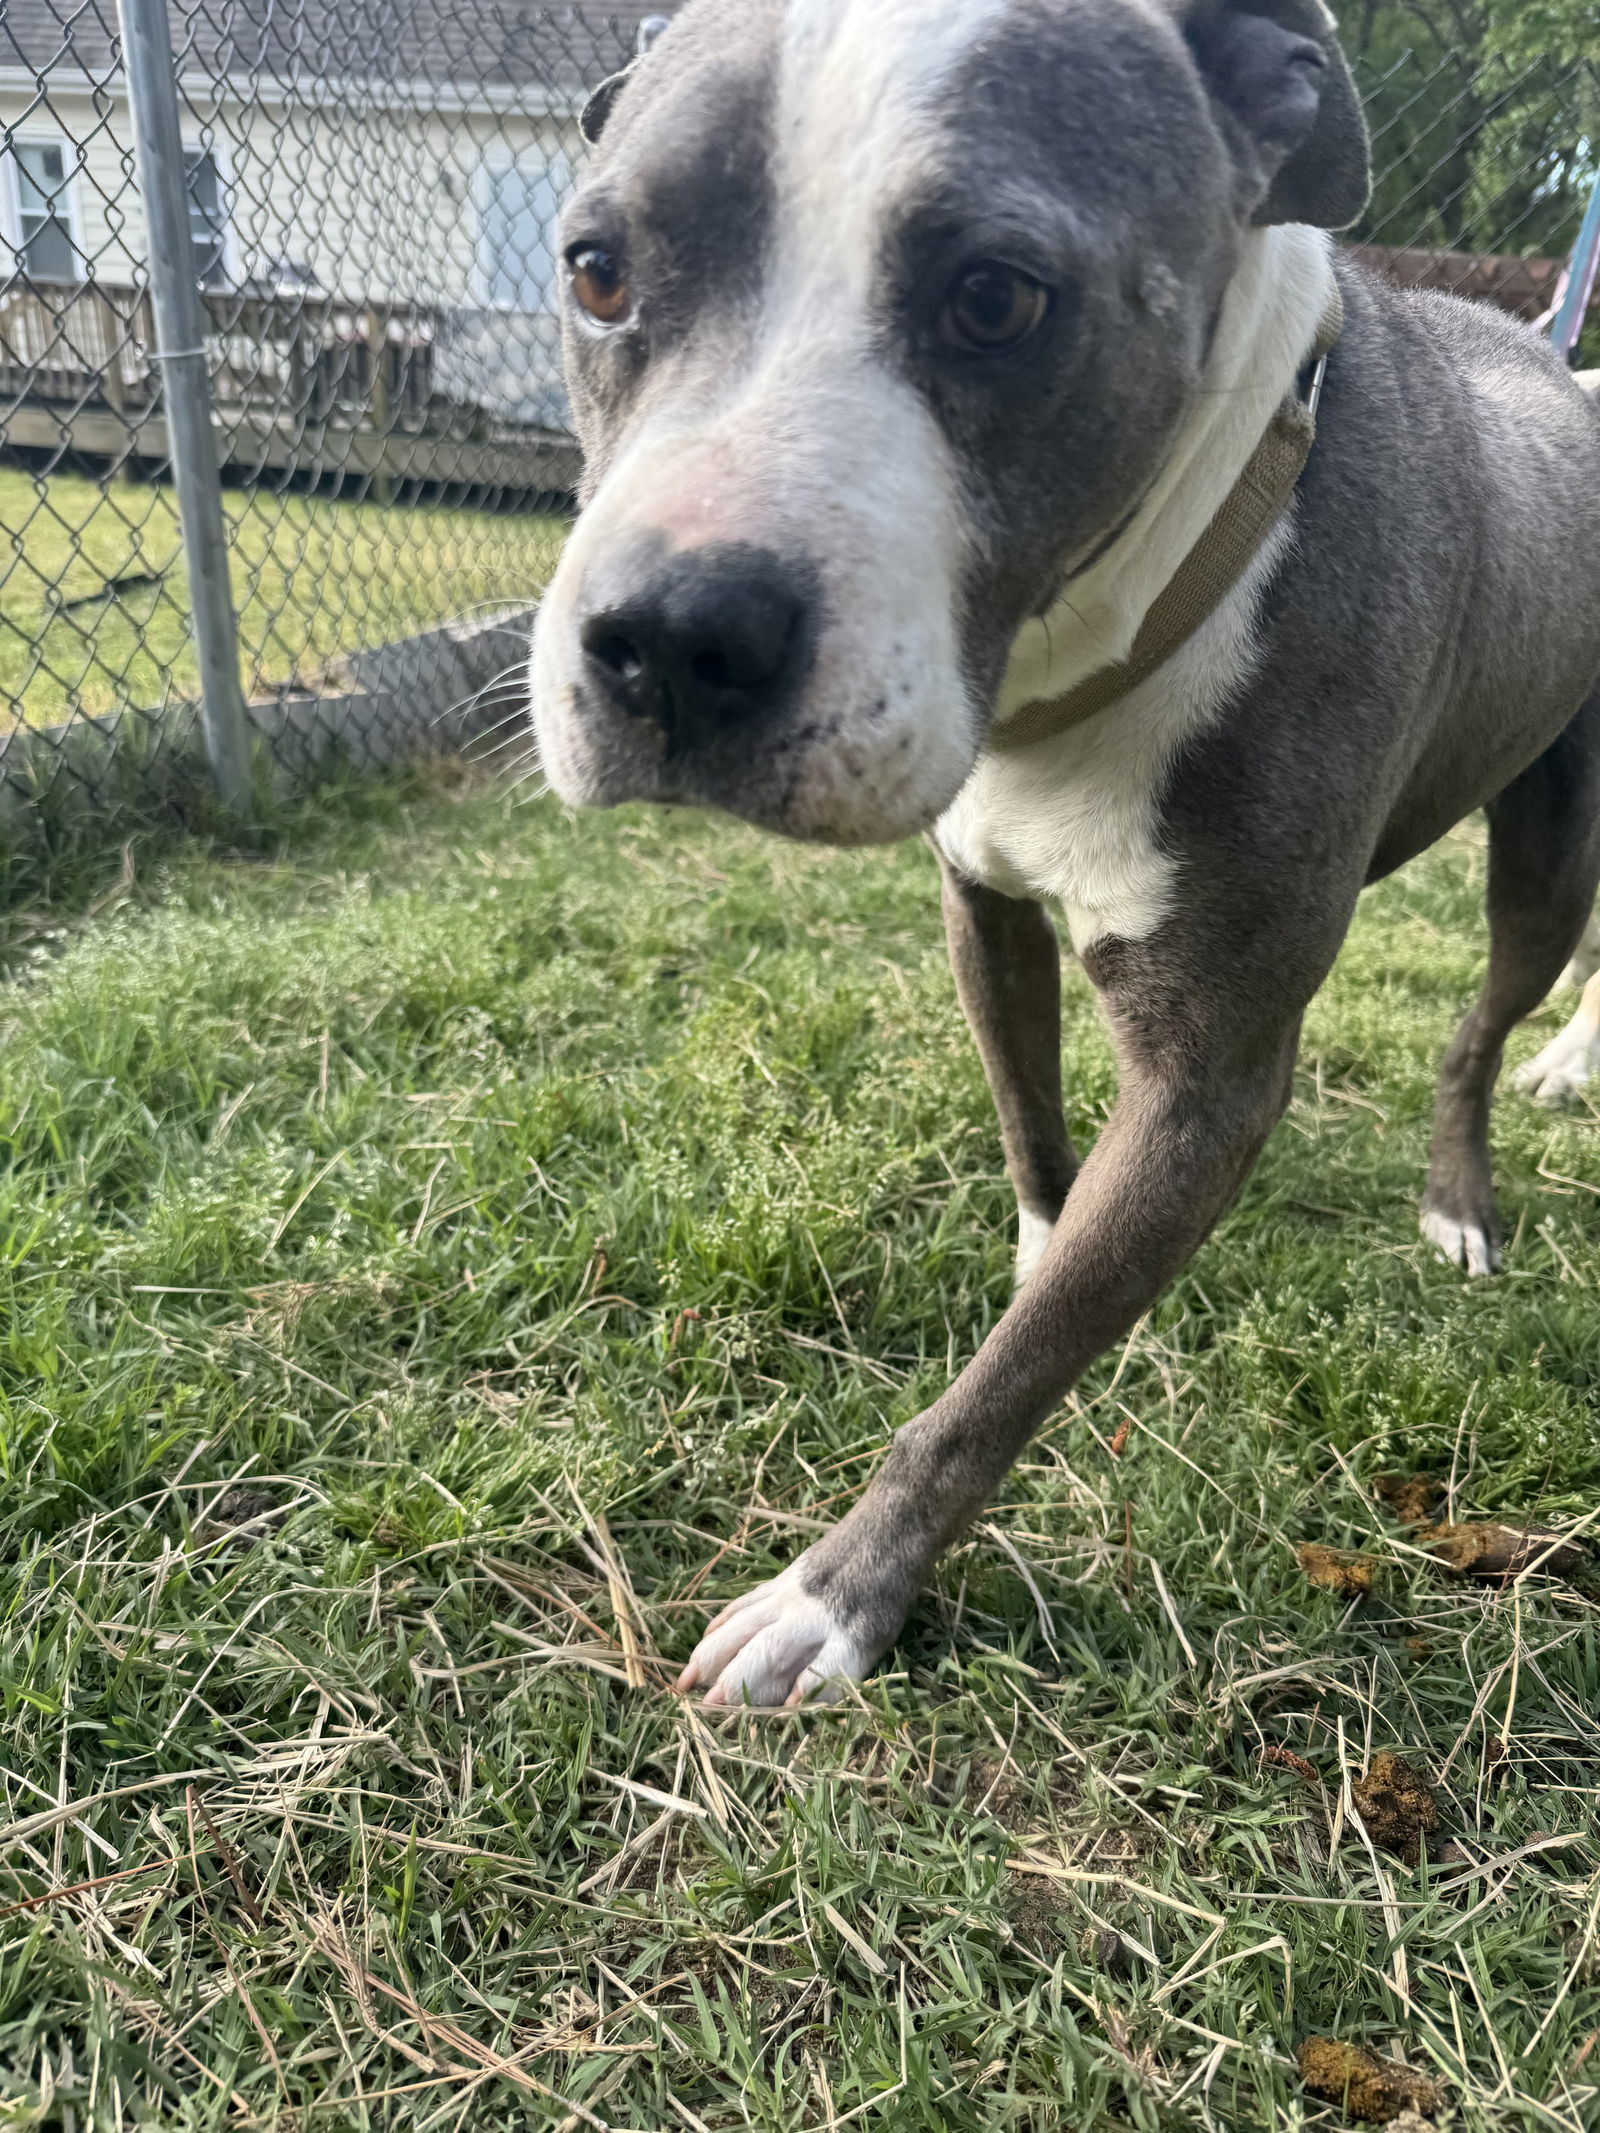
[1, 783, 1597, 2130]
[0, 468, 565, 727]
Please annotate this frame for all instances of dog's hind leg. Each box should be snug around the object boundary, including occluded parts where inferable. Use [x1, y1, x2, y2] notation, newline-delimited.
[1422, 700, 1600, 1273]
[937, 852, 1078, 1289]
[1515, 970, 1600, 1106]
[1557, 908, 1600, 993]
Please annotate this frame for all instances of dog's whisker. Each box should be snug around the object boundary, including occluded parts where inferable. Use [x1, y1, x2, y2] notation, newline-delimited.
[427, 662, 533, 734]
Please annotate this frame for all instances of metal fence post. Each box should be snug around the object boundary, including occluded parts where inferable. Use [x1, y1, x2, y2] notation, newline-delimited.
[1550, 168, 1600, 363]
[117, 0, 253, 812]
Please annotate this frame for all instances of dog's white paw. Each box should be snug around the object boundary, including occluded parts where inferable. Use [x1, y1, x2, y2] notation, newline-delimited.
[1014, 1207, 1056, 1291]
[1420, 1207, 1501, 1280]
[1514, 1000, 1600, 1108]
[677, 1554, 874, 1708]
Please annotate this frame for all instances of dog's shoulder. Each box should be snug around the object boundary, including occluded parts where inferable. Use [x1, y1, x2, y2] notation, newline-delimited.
[1332, 248, 1600, 442]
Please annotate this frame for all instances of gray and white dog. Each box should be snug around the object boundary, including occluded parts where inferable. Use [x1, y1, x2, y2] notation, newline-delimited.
[530, 0, 1600, 1706]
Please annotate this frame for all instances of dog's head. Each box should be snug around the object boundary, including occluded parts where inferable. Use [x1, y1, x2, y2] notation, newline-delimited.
[530, 0, 1368, 844]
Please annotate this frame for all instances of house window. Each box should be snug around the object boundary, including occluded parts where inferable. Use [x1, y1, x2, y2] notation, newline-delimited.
[185, 148, 229, 289]
[481, 150, 574, 312]
[12, 141, 78, 281]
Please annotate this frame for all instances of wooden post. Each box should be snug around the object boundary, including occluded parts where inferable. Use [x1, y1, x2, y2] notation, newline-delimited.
[364, 305, 395, 507]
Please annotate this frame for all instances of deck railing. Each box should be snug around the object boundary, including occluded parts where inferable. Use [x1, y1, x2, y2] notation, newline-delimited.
[2, 281, 470, 426]
[0, 282, 156, 412]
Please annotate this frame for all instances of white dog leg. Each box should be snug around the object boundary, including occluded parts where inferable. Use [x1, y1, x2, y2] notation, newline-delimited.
[1014, 1206, 1057, 1290]
[1515, 971, 1600, 1106]
[1558, 912, 1600, 993]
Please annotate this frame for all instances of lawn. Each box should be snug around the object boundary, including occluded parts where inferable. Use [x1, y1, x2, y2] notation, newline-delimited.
[1, 780, 1596, 2131]
[0, 468, 566, 728]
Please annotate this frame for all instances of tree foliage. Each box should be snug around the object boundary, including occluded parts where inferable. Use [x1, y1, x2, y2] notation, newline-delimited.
[1336, 0, 1599, 261]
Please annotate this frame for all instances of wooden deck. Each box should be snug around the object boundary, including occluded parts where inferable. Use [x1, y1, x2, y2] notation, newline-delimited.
[0, 280, 581, 497]
[1, 399, 581, 494]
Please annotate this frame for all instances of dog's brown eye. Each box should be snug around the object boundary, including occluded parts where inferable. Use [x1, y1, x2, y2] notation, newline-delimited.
[569, 244, 631, 326]
[940, 263, 1050, 354]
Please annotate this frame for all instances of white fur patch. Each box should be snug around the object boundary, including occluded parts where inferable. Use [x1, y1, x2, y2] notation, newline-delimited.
[1515, 972, 1600, 1106]
[936, 227, 1336, 952]
[1420, 1208, 1501, 1280]
[677, 1551, 874, 1707]
[937, 514, 1295, 953]
[1015, 1205, 1057, 1288]
[777, 0, 1014, 315]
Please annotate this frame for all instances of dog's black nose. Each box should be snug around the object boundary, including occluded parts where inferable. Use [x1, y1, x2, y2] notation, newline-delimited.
[579, 545, 810, 750]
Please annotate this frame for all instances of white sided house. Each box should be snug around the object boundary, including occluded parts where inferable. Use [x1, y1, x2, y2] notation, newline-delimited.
[0, 0, 670, 490]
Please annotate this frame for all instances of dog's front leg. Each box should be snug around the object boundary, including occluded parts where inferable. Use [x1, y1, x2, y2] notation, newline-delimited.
[937, 851, 1079, 1289]
[679, 971, 1302, 1708]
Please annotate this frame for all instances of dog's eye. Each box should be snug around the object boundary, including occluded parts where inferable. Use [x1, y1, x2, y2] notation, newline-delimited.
[568, 244, 631, 327]
[940, 263, 1050, 354]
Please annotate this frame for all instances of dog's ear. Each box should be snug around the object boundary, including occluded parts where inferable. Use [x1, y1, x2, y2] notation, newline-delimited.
[582, 16, 671, 147]
[581, 65, 637, 147]
[1187, 0, 1370, 228]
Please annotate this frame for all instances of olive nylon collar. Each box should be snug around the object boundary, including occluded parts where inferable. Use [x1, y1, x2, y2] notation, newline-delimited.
[985, 292, 1344, 756]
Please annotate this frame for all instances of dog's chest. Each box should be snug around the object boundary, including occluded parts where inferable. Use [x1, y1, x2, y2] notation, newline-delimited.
[935, 732, 1177, 957]
[935, 523, 1289, 954]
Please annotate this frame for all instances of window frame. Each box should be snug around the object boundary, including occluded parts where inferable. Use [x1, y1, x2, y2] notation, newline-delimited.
[2, 133, 84, 284]
[181, 135, 239, 291]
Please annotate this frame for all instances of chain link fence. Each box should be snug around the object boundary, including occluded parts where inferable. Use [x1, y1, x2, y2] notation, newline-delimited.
[1, 9, 1598, 886]
[1, 0, 661, 879]
[1353, 46, 1600, 327]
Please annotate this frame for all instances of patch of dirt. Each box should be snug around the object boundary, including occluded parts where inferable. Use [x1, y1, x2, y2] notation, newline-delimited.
[1078, 1926, 1131, 1976]
[1417, 1522, 1587, 1582]
[841, 1737, 896, 1784]
[194, 1486, 284, 1547]
[1298, 2038, 1444, 2122]
[1374, 1475, 1444, 1528]
[1352, 1753, 1440, 1865]
[1298, 1544, 1381, 1600]
[605, 1814, 699, 1898]
[1089, 1826, 1149, 1868]
[1005, 1879, 1070, 1955]
[962, 1754, 1034, 1833]
[669, 1936, 741, 1997]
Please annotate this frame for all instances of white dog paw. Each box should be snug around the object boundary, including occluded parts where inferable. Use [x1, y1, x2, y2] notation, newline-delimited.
[1514, 1017, 1600, 1108]
[676, 1554, 875, 1709]
[1014, 1207, 1056, 1291]
[1420, 1207, 1501, 1280]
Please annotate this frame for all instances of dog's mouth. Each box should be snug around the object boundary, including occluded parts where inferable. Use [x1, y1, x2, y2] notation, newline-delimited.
[532, 524, 983, 846]
[535, 646, 980, 847]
